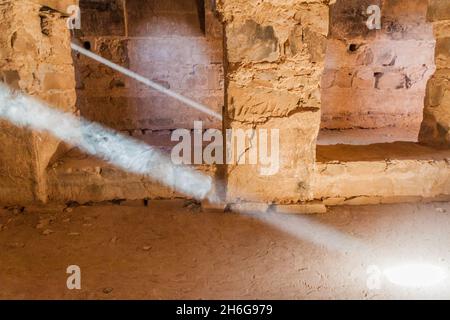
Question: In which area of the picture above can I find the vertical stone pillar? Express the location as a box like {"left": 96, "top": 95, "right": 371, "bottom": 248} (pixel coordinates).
{"left": 0, "top": 0, "right": 76, "bottom": 204}
{"left": 419, "top": 0, "right": 450, "bottom": 147}
{"left": 217, "top": 0, "right": 330, "bottom": 203}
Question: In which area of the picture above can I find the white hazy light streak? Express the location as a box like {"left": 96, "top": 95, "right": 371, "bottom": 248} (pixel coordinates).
{"left": 0, "top": 85, "right": 213, "bottom": 201}
{"left": 0, "top": 84, "right": 363, "bottom": 253}
{"left": 247, "top": 211, "right": 367, "bottom": 252}
{"left": 71, "top": 43, "right": 223, "bottom": 121}
{"left": 69, "top": 43, "right": 365, "bottom": 252}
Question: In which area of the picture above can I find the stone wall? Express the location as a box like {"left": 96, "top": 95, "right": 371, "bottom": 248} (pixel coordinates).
{"left": 0, "top": 0, "right": 76, "bottom": 205}
{"left": 322, "top": 0, "right": 435, "bottom": 130}
{"left": 33, "top": 0, "right": 78, "bottom": 12}
{"left": 218, "top": 0, "right": 330, "bottom": 203}
{"left": 74, "top": 0, "right": 224, "bottom": 144}
{"left": 419, "top": 0, "right": 450, "bottom": 148}
{"left": 0, "top": 0, "right": 449, "bottom": 207}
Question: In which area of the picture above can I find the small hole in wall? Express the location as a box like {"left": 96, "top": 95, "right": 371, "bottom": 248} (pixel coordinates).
{"left": 374, "top": 72, "right": 384, "bottom": 78}
{"left": 374, "top": 72, "right": 384, "bottom": 89}
{"left": 83, "top": 41, "right": 91, "bottom": 51}
{"left": 348, "top": 44, "right": 358, "bottom": 52}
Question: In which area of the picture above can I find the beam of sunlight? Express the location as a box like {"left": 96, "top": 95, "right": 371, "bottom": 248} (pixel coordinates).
{"left": 0, "top": 84, "right": 363, "bottom": 253}
{"left": 244, "top": 211, "right": 366, "bottom": 253}
{"left": 71, "top": 43, "right": 223, "bottom": 121}
{"left": 0, "top": 84, "right": 214, "bottom": 201}
{"left": 70, "top": 41, "right": 364, "bottom": 253}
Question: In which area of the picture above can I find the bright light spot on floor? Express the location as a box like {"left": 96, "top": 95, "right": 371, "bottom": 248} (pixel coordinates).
{"left": 384, "top": 264, "right": 447, "bottom": 288}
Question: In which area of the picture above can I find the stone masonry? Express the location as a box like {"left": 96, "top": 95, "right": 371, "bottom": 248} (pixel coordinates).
{"left": 0, "top": 0, "right": 450, "bottom": 207}
{"left": 323, "top": 0, "right": 435, "bottom": 131}
{"left": 0, "top": 0, "right": 76, "bottom": 205}
{"left": 217, "top": 0, "right": 330, "bottom": 203}
{"left": 73, "top": 0, "right": 224, "bottom": 143}
{"left": 419, "top": 0, "right": 450, "bottom": 147}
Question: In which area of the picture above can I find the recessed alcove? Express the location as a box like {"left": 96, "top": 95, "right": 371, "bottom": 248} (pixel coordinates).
{"left": 318, "top": 0, "right": 435, "bottom": 147}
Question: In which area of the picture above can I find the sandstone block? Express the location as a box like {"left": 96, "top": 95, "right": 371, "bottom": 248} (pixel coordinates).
{"left": 43, "top": 72, "right": 75, "bottom": 91}
{"left": 427, "top": 0, "right": 450, "bottom": 22}
{"left": 226, "top": 19, "right": 279, "bottom": 63}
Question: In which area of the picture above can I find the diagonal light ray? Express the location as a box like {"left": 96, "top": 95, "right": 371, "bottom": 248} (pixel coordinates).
{"left": 0, "top": 84, "right": 214, "bottom": 201}
{"left": 0, "top": 84, "right": 365, "bottom": 253}
{"left": 71, "top": 43, "right": 223, "bottom": 121}
{"left": 247, "top": 211, "right": 367, "bottom": 253}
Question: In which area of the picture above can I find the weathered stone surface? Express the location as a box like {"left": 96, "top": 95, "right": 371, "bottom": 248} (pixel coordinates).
{"left": 78, "top": 0, "right": 125, "bottom": 37}
{"left": 227, "top": 19, "right": 279, "bottom": 63}
{"left": 315, "top": 156, "right": 450, "bottom": 200}
{"left": 229, "top": 202, "right": 269, "bottom": 214}
{"left": 0, "top": 1, "right": 76, "bottom": 205}
{"left": 435, "top": 36, "right": 450, "bottom": 69}
{"left": 127, "top": 0, "right": 204, "bottom": 37}
{"left": 74, "top": 0, "right": 224, "bottom": 132}
{"left": 32, "top": 0, "right": 78, "bottom": 13}
{"left": 226, "top": 111, "right": 321, "bottom": 203}
{"left": 201, "top": 200, "right": 227, "bottom": 213}
{"left": 322, "top": 0, "right": 435, "bottom": 130}
{"left": 419, "top": 3, "right": 450, "bottom": 147}
{"left": 2, "top": 0, "right": 450, "bottom": 208}
{"left": 46, "top": 150, "right": 217, "bottom": 204}
{"left": 427, "top": 0, "right": 450, "bottom": 22}
{"left": 227, "top": 82, "right": 305, "bottom": 123}
{"left": 329, "top": 0, "right": 381, "bottom": 40}
{"left": 219, "top": 0, "right": 329, "bottom": 203}
{"left": 314, "top": 142, "right": 450, "bottom": 200}
{"left": 274, "top": 203, "right": 327, "bottom": 214}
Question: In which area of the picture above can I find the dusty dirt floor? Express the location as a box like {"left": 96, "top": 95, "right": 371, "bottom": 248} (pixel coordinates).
{"left": 1, "top": 200, "right": 450, "bottom": 300}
